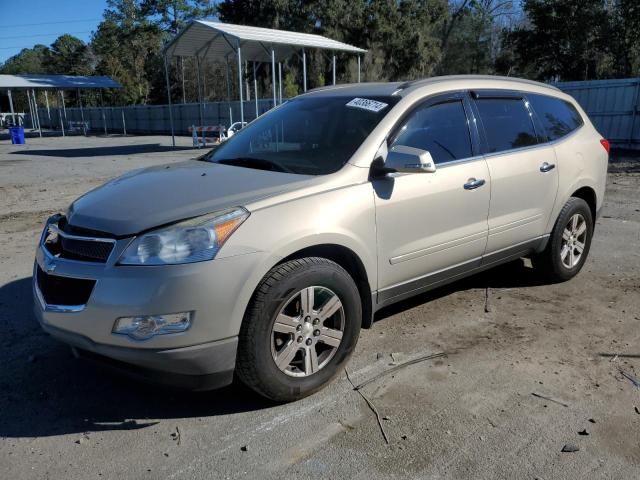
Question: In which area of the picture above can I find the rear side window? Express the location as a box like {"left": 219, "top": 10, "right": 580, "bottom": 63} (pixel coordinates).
{"left": 528, "top": 94, "right": 583, "bottom": 141}
{"left": 391, "top": 100, "right": 472, "bottom": 164}
{"left": 475, "top": 98, "right": 538, "bottom": 153}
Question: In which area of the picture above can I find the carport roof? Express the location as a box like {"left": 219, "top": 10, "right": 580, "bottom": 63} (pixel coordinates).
{"left": 164, "top": 20, "right": 367, "bottom": 63}
{"left": 0, "top": 74, "right": 121, "bottom": 90}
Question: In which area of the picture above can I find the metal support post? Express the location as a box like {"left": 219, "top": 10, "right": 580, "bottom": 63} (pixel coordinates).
{"left": 237, "top": 43, "right": 244, "bottom": 125}
{"left": 271, "top": 50, "right": 277, "bottom": 109}
{"left": 302, "top": 48, "right": 307, "bottom": 92}
{"left": 77, "top": 88, "right": 85, "bottom": 126}
{"left": 26, "top": 90, "right": 35, "bottom": 129}
{"left": 44, "top": 90, "right": 51, "bottom": 125}
{"left": 163, "top": 54, "right": 176, "bottom": 148}
{"left": 253, "top": 61, "right": 258, "bottom": 118}
{"left": 32, "top": 89, "right": 42, "bottom": 137}
{"left": 357, "top": 56, "right": 361, "bottom": 83}
{"left": 7, "top": 89, "right": 15, "bottom": 125}
{"left": 196, "top": 55, "right": 204, "bottom": 126}
{"left": 58, "top": 107, "right": 65, "bottom": 136}
{"left": 225, "top": 58, "right": 232, "bottom": 125}
{"left": 332, "top": 54, "right": 336, "bottom": 85}
{"left": 245, "top": 60, "right": 250, "bottom": 101}
{"left": 278, "top": 62, "right": 283, "bottom": 104}
{"left": 60, "top": 90, "right": 67, "bottom": 119}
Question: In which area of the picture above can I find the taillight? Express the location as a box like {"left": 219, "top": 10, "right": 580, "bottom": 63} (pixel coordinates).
{"left": 600, "top": 139, "right": 610, "bottom": 153}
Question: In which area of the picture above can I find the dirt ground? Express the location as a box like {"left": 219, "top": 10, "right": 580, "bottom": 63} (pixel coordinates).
{"left": 1, "top": 135, "right": 639, "bottom": 480}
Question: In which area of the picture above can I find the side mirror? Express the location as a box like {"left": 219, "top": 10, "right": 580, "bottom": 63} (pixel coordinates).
{"left": 384, "top": 145, "right": 436, "bottom": 174}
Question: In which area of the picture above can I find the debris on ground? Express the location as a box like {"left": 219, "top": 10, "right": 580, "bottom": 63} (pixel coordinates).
{"left": 75, "top": 434, "right": 89, "bottom": 445}
{"left": 635, "top": 407, "right": 640, "bottom": 415}
{"left": 619, "top": 370, "right": 640, "bottom": 388}
{"left": 484, "top": 287, "right": 492, "bottom": 313}
{"left": 354, "top": 352, "right": 447, "bottom": 391}
{"left": 578, "top": 429, "right": 589, "bottom": 436}
{"left": 531, "top": 392, "right": 569, "bottom": 407}
{"left": 588, "top": 418, "right": 596, "bottom": 423}
{"left": 170, "top": 426, "right": 181, "bottom": 446}
{"left": 345, "top": 368, "right": 389, "bottom": 444}
{"left": 561, "top": 444, "right": 580, "bottom": 453}
{"left": 240, "top": 445, "right": 249, "bottom": 452}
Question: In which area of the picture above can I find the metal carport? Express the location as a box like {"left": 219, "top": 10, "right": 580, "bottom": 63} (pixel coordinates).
{"left": 163, "top": 20, "right": 367, "bottom": 147}
{"left": 0, "top": 74, "right": 121, "bottom": 136}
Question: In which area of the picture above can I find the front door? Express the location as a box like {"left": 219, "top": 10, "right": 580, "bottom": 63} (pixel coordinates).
{"left": 373, "top": 93, "right": 491, "bottom": 303}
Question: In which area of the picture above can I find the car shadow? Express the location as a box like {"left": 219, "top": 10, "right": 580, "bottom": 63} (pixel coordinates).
{"left": 0, "top": 259, "right": 546, "bottom": 439}
{"left": 375, "top": 258, "right": 547, "bottom": 321}
{"left": 0, "top": 276, "right": 276, "bottom": 439}
{"left": 8, "top": 143, "right": 198, "bottom": 157}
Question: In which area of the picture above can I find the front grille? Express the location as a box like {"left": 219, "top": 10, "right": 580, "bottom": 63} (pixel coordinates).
{"left": 36, "top": 266, "right": 96, "bottom": 306}
{"left": 42, "top": 217, "right": 115, "bottom": 263}
{"left": 59, "top": 236, "right": 114, "bottom": 262}
{"left": 59, "top": 217, "right": 116, "bottom": 239}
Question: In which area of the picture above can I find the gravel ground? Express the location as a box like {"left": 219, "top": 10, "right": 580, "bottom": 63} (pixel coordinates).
{"left": 1, "top": 135, "right": 639, "bottom": 479}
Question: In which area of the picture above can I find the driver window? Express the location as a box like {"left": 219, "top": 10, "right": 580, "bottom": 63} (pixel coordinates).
{"left": 391, "top": 100, "right": 473, "bottom": 164}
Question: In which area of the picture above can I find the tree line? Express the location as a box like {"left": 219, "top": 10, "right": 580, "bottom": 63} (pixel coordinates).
{"left": 1, "top": 0, "right": 639, "bottom": 108}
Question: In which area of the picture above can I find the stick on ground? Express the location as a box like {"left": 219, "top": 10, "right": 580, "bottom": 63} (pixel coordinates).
{"left": 354, "top": 352, "right": 447, "bottom": 391}
{"left": 531, "top": 392, "right": 569, "bottom": 407}
{"left": 345, "top": 368, "right": 389, "bottom": 444}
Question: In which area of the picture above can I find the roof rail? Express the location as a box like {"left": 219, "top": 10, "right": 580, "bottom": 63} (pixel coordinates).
{"left": 399, "top": 75, "right": 560, "bottom": 92}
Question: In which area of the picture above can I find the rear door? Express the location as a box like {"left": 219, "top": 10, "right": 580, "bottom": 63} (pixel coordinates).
{"left": 471, "top": 92, "right": 559, "bottom": 257}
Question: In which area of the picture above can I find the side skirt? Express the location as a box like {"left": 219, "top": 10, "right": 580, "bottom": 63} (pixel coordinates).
{"left": 374, "top": 236, "right": 547, "bottom": 311}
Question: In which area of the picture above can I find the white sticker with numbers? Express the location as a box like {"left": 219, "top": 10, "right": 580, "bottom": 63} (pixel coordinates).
{"left": 346, "top": 97, "right": 389, "bottom": 113}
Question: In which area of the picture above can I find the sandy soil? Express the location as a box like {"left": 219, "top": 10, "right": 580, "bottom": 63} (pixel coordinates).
{"left": 1, "top": 135, "right": 639, "bottom": 479}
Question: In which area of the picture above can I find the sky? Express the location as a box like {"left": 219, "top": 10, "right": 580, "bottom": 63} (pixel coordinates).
{"left": 0, "top": 0, "right": 108, "bottom": 64}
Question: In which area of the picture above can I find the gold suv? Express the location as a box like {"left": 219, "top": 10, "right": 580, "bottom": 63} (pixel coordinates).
{"left": 34, "top": 75, "right": 608, "bottom": 401}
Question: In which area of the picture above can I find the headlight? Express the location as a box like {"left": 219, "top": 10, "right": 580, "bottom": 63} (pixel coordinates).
{"left": 119, "top": 207, "right": 249, "bottom": 265}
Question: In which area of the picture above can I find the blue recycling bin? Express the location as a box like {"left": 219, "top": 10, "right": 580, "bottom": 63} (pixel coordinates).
{"left": 9, "top": 126, "right": 25, "bottom": 145}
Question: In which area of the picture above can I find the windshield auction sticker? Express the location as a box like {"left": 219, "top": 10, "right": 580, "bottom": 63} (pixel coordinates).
{"left": 346, "top": 97, "right": 389, "bottom": 113}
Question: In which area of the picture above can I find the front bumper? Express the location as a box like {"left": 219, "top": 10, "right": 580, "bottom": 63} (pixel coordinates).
{"left": 40, "top": 322, "right": 237, "bottom": 390}
{"left": 33, "top": 217, "right": 266, "bottom": 389}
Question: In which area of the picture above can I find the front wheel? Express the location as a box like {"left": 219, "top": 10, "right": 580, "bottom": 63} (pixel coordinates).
{"left": 236, "top": 257, "right": 361, "bottom": 402}
{"left": 532, "top": 197, "right": 594, "bottom": 282}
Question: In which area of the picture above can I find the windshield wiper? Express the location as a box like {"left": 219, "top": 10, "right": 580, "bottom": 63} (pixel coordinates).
{"left": 216, "top": 157, "right": 292, "bottom": 173}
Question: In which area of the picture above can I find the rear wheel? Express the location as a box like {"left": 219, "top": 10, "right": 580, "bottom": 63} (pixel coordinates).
{"left": 236, "top": 257, "right": 361, "bottom": 401}
{"left": 532, "top": 197, "right": 594, "bottom": 282}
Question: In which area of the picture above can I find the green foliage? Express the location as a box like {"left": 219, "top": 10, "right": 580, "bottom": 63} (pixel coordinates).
{"left": 92, "top": 0, "right": 165, "bottom": 104}
{"left": 500, "top": 0, "right": 639, "bottom": 81}
{"left": 46, "top": 35, "right": 94, "bottom": 75}
{"left": 141, "top": 0, "right": 217, "bottom": 33}
{"left": 1, "top": 45, "right": 52, "bottom": 75}
{"left": 283, "top": 71, "right": 299, "bottom": 98}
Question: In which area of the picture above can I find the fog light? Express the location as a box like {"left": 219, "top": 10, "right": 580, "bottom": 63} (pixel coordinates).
{"left": 113, "top": 312, "right": 192, "bottom": 340}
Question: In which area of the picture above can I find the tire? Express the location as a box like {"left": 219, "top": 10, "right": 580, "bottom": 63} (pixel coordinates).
{"left": 236, "top": 257, "right": 361, "bottom": 402}
{"left": 532, "top": 197, "right": 594, "bottom": 282}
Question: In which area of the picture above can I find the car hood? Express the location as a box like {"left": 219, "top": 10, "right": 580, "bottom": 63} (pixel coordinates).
{"left": 66, "top": 160, "right": 314, "bottom": 236}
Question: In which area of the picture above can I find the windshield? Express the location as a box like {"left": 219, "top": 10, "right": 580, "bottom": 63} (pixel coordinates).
{"left": 204, "top": 95, "right": 399, "bottom": 175}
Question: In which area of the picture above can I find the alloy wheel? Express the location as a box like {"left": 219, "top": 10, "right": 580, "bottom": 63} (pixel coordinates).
{"left": 270, "top": 286, "right": 345, "bottom": 377}
{"left": 560, "top": 213, "right": 587, "bottom": 268}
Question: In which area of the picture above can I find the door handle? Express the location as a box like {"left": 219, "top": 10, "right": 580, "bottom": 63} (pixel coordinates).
{"left": 463, "top": 178, "right": 486, "bottom": 190}
{"left": 540, "top": 162, "right": 556, "bottom": 172}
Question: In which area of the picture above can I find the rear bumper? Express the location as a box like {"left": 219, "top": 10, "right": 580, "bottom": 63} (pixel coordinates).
{"left": 40, "top": 321, "right": 237, "bottom": 390}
